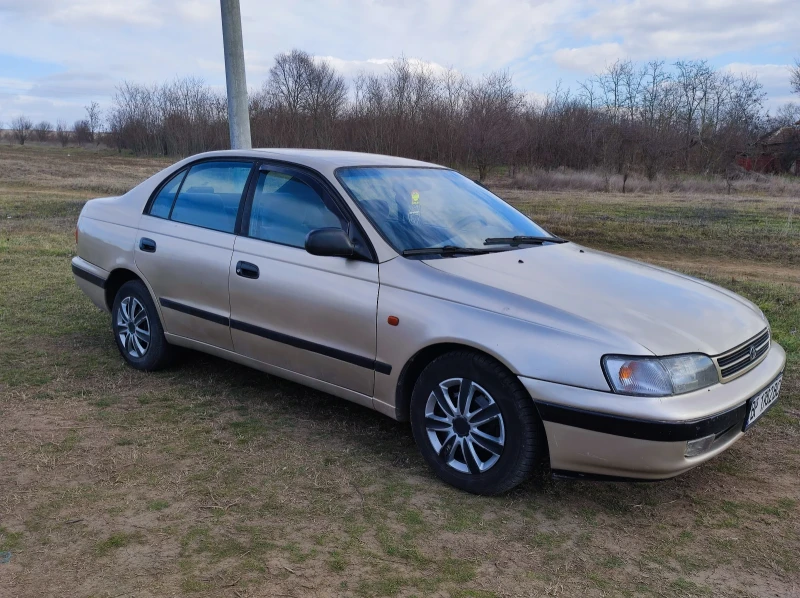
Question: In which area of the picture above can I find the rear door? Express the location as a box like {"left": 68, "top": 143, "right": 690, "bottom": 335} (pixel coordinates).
{"left": 136, "top": 159, "right": 255, "bottom": 351}
{"left": 228, "top": 164, "right": 381, "bottom": 396}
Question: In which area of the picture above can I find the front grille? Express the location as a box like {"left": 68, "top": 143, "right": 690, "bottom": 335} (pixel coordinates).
{"left": 714, "top": 329, "right": 770, "bottom": 382}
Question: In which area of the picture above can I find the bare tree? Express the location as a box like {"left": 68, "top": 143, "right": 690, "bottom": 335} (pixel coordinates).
{"left": 108, "top": 81, "right": 160, "bottom": 154}
{"left": 674, "top": 60, "right": 715, "bottom": 169}
{"left": 791, "top": 58, "right": 800, "bottom": 97}
{"left": 438, "top": 67, "right": 468, "bottom": 165}
{"left": 106, "top": 78, "right": 227, "bottom": 155}
{"left": 102, "top": 51, "right": 782, "bottom": 178}
{"left": 73, "top": 119, "right": 92, "bottom": 146}
{"left": 85, "top": 101, "right": 102, "bottom": 143}
{"left": 638, "top": 61, "right": 671, "bottom": 127}
{"left": 260, "top": 49, "right": 347, "bottom": 148}
{"left": 11, "top": 115, "right": 33, "bottom": 145}
{"left": 620, "top": 60, "right": 646, "bottom": 122}
{"left": 597, "top": 60, "right": 631, "bottom": 115}
{"left": 700, "top": 73, "right": 765, "bottom": 172}
{"left": 636, "top": 61, "right": 677, "bottom": 180}
{"left": 769, "top": 102, "right": 800, "bottom": 127}
{"left": 267, "top": 50, "right": 308, "bottom": 113}
{"left": 577, "top": 77, "right": 599, "bottom": 110}
{"left": 34, "top": 120, "right": 53, "bottom": 142}
{"left": 303, "top": 56, "right": 347, "bottom": 147}
{"left": 264, "top": 49, "right": 313, "bottom": 145}
{"left": 55, "top": 120, "right": 71, "bottom": 147}
{"left": 464, "top": 71, "right": 524, "bottom": 180}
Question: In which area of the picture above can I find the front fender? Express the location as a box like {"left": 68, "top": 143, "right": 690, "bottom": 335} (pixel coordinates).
{"left": 373, "top": 258, "right": 646, "bottom": 419}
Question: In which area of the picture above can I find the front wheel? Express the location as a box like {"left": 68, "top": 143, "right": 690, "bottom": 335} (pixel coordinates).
{"left": 111, "top": 280, "right": 173, "bottom": 371}
{"left": 410, "top": 351, "right": 544, "bottom": 494}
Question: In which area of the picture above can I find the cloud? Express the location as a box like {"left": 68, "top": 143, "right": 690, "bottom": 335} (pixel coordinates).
{"left": 568, "top": 0, "right": 799, "bottom": 60}
{"left": 723, "top": 62, "right": 793, "bottom": 87}
{"left": 0, "top": 0, "right": 164, "bottom": 27}
{"left": 175, "top": 0, "right": 218, "bottom": 23}
{"left": 27, "top": 71, "right": 117, "bottom": 99}
{"left": 522, "top": 90, "right": 549, "bottom": 106}
{"left": 319, "top": 56, "right": 450, "bottom": 79}
{"left": 0, "top": 0, "right": 578, "bottom": 80}
{"left": 50, "top": 0, "right": 163, "bottom": 26}
{"left": 553, "top": 43, "right": 624, "bottom": 73}
{"left": 0, "top": 0, "right": 797, "bottom": 122}
{"left": 0, "top": 76, "right": 32, "bottom": 95}
{"left": 0, "top": 89, "right": 89, "bottom": 124}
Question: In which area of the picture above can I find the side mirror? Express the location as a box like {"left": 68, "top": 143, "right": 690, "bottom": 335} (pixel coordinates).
{"left": 305, "top": 228, "right": 355, "bottom": 258}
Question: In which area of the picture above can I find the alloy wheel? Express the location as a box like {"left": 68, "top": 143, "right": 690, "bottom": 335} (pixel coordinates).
{"left": 116, "top": 296, "right": 151, "bottom": 358}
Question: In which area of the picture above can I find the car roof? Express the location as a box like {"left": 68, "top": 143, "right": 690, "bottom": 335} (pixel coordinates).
{"left": 187, "top": 148, "right": 445, "bottom": 170}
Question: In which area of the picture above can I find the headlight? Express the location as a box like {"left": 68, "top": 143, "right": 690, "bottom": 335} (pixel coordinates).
{"left": 602, "top": 354, "right": 719, "bottom": 397}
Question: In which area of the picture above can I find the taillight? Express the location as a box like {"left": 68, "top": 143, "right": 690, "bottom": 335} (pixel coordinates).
{"left": 75, "top": 227, "right": 79, "bottom": 244}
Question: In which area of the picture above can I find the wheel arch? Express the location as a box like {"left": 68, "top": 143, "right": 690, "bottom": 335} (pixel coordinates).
{"left": 393, "top": 342, "right": 521, "bottom": 422}
{"left": 104, "top": 268, "right": 145, "bottom": 310}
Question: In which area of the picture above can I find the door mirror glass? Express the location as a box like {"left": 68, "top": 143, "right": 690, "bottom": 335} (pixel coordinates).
{"left": 305, "top": 228, "right": 354, "bottom": 258}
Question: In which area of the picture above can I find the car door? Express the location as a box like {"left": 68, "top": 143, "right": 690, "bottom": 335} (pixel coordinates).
{"left": 136, "top": 159, "right": 255, "bottom": 351}
{"left": 228, "top": 164, "right": 380, "bottom": 396}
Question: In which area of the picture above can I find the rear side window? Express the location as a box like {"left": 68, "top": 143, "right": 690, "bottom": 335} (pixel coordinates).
{"left": 149, "top": 169, "right": 187, "bottom": 219}
{"left": 248, "top": 171, "right": 344, "bottom": 248}
{"left": 169, "top": 161, "right": 252, "bottom": 233}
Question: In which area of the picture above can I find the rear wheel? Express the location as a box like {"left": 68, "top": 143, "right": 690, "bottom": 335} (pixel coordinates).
{"left": 111, "top": 280, "right": 173, "bottom": 371}
{"left": 410, "top": 351, "right": 544, "bottom": 494}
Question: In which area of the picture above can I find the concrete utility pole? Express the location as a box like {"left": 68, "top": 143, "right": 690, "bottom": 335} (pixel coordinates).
{"left": 220, "top": 0, "right": 252, "bottom": 149}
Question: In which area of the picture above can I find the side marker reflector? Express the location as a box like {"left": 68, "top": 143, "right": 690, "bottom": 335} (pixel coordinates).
{"left": 387, "top": 316, "right": 399, "bottom": 326}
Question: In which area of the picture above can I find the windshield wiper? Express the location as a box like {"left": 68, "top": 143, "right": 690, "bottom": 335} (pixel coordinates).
{"left": 402, "top": 245, "right": 506, "bottom": 257}
{"left": 484, "top": 235, "right": 568, "bottom": 246}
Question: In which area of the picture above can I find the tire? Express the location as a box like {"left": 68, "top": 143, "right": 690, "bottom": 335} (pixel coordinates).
{"left": 111, "top": 280, "right": 173, "bottom": 371}
{"left": 410, "top": 350, "right": 544, "bottom": 495}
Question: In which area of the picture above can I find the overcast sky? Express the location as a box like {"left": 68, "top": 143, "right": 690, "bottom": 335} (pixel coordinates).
{"left": 0, "top": 0, "right": 797, "bottom": 125}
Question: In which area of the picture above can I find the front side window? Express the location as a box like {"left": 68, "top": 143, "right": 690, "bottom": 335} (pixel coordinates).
{"left": 248, "top": 171, "right": 344, "bottom": 248}
{"left": 336, "top": 167, "right": 550, "bottom": 254}
{"left": 169, "top": 161, "right": 252, "bottom": 233}
{"left": 149, "top": 169, "right": 187, "bottom": 219}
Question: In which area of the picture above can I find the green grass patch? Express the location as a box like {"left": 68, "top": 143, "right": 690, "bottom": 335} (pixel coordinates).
{"left": 0, "top": 527, "right": 23, "bottom": 551}
{"left": 95, "top": 532, "right": 140, "bottom": 556}
{"left": 147, "top": 500, "right": 170, "bottom": 512}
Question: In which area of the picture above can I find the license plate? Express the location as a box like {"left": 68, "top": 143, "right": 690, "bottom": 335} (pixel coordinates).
{"left": 743, "top": 374, "right": 782, "bottom": 431}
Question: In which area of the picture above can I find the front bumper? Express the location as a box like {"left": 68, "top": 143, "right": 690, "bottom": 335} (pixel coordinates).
{"left": 521, "top": 342, "right": 786, "bottom": 480}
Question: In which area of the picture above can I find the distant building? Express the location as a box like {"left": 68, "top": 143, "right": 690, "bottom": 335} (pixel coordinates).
{"left": 736, "top": 120, "right": 800, "bottom": 175}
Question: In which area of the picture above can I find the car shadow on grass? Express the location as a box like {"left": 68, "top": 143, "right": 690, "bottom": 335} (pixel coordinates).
{"left": 151, "top": 343, "right": 743, "bottom": 501}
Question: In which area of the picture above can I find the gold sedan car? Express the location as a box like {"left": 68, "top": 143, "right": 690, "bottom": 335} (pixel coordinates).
{"left": 72, "top": 149, "right": 785, "bottom": 494}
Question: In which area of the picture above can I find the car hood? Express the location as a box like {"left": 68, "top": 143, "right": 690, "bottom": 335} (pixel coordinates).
{"left": 423, "top": 243, "right": 766, "bottom": 356}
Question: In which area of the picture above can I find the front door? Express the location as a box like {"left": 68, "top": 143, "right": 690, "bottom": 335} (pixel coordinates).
{"left": 228, "top": 165, "right": 380, "bottom": 396}
{"left": 136, "top": 159, "right": 255, "bottom": 350}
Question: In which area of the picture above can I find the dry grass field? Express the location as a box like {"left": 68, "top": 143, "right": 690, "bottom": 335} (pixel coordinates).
{"left": 1, "top": 144, "right": 799, "bottom": 598}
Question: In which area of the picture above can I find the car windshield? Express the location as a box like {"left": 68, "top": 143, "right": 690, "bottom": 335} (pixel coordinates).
{"left": 336, "top": 167, "right": 552, "bottom": 255}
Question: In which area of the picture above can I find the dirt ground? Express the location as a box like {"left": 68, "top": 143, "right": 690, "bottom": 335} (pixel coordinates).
{"left": 1, "top": 145, "right": 798, "bottom": 597}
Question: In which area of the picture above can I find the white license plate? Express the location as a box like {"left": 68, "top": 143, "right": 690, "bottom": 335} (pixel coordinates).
{"left": 743, "top": 375, "right": 782, "bottom": 431}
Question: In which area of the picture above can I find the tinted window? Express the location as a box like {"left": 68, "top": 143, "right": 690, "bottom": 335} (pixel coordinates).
{"left": 149, "top": 169, "right": 186, "bottom": 219}
{"left": 248, "top": 171, "right": 344, "bottom": 248}
{"left": 170, "top": 161, "right": 252, "bottom": 233}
